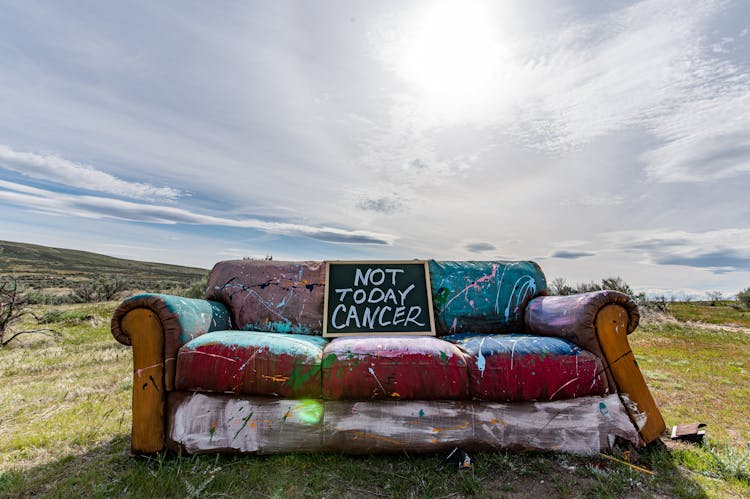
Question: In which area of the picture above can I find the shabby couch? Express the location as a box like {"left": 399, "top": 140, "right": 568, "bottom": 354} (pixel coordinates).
{"left": 111, "top": 260, "right": 665, "bottom": 455}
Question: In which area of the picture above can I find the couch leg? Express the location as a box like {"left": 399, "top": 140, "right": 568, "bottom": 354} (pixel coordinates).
{"left": 121, "top": 308, "right": 166, "bottom": 453}
{"left": 596, "top": 304, "right": 666, "bottom": 443}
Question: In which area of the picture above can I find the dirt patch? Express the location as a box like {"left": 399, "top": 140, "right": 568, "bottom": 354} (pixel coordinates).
{"left": 684, "top": 321, "right": 750, "bottom": 335}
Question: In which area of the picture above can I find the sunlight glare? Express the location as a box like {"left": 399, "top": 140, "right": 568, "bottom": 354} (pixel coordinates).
{"left": 396, "top": 2, "right": 506, "bottom": 108}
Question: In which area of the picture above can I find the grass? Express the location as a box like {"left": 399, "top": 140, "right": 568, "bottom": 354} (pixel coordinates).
{"left": 668, "top": 301, "right": 750, "bottom": 327}
{"left": 1, "top": 303, "right": 749, "bottom": 497}
{"left": 0, "top": 239, "right": 207, "bottom": 294}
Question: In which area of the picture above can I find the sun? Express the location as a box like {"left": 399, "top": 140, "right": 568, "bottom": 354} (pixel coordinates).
{"left": 393, "top": 2, "right": 507, "bottom": 111}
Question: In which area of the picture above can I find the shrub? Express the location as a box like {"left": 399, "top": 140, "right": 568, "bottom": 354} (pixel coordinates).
{"left": 550, "top": 276, "right": 635, "bottom": 296}
{"left": 73, "top": 277, "right": 127, "bottom": 302}
{"left": 739, "top": 288, "right": 750, "bottom": 308}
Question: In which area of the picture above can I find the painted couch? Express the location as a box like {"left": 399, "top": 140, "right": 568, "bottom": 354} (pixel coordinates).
{"left": 111, "top": 260, "right": 665, "bottom": 456}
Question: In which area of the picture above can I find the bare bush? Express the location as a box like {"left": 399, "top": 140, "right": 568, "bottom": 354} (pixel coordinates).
{"left": 0, "top": 281, "right": 60, "bottom": 347}
{"left": 707, "top": 290, "right": 724, "bottom": 306}
{"left": 549, "top": 277, "right": 575, "bottom": 295}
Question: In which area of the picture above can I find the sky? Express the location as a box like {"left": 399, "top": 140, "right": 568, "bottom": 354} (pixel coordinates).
{"left": 1, "top": 0, "right": 749, "bottom": 298}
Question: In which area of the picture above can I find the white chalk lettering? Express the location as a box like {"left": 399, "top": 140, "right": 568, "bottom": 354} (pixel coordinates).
{"left": 397, "top": 283, "right": 415, "bottom": 305}
{"left": 385, "top": 268, "right": 404, "bottom": 285}
{"left": 383, "top": 288, "right": 398, "bottom": 305}
{"left": 353, "top": 289, "right": 367, "bottom": 304}
{"left": 335, "top": 288, "right": 353, "bottom": 301}
{"left": 353, "top": 268, "right": 370, "bottom": 286}
{"left": 368, "top": 287, "right": 385, "bottom": 304}
{"left": 361, "top": 306, "right": 380, "bottom": 328}
{"left": 346, "top": 306, "right": 361, "bottom": 328}
{"left": 378, "top": 306, "right": 392, "bottom": 326}
{"left": 404, "top": 306, "right": 426, "bottom": 326}
{"left": 331, "top": 304, "right": 347, "bottom": 329}
{"left": 392, "top": 306, "right": 406, "bottom": 325}
{"left": 369, "top": 268, "right": 385, "bottom": 285}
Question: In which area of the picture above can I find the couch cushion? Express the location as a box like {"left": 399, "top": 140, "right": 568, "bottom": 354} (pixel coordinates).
{"left": 176, "top": 331, "right": 328, "bottom": 398}
{"left": 322, "top": 336, "right": 469, "bottom": 400}
{"left": 429, "top": 261, "right": 547, "bottom": 335}
{"left": 444, "top": 334, "right": 607, "bottom": 401}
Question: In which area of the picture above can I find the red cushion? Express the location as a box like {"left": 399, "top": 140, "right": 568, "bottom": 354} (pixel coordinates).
{"left": 322, "top": 336, "right": 469, "bottom": 400}
{"left": 444, "top": 334, "right": 607, "bottom": 401}
{"left": 175, "top": 331, "right": 327, "bottom": 398}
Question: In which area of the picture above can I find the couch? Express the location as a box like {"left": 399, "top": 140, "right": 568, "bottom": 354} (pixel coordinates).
{"left": 111, "top": 260, "right": 665, "bottom": 455}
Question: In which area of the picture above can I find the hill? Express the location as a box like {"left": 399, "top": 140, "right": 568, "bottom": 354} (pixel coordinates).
{"left": 0, "top": 240, "right": 207, "bottom": 290}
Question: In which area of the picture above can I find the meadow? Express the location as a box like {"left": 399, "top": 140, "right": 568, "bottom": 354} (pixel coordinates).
{"left": 0, "top": 302, "right": 748, "bottom": 497}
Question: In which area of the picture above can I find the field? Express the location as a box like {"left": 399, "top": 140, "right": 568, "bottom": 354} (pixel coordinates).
{"left": 0, "top": 240, "right": 207, "bottom": 295}
{"left": 1, "top": 302, "right": 749, "bottom": 497}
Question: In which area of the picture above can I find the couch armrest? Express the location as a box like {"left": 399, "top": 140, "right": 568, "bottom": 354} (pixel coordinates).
{"left": 524, "top": 291, "right": 639, "bottom": 353}
{"left": 524, "top": 291, "right": 664, "bottom": 443}
{"left": 111, "top": 294, "right": 232, "bottom": 453}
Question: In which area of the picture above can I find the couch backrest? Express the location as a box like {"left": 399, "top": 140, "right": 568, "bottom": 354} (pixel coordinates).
{"left": 205, "top": 260, "right": 547, "bottom": 336}
{"left": 429, "top": 260, "right": 547, "bottom": 334}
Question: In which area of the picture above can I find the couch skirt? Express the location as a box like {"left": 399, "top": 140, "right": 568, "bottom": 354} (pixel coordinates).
{"left": 166, "top": 392, "right": 641, "bottom": 455}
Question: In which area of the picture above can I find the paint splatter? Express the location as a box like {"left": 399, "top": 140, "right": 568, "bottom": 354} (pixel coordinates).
{"left": 209, "top": 420, "right": 217, "bottom": 442}
{"left": 476, "top": 337, "right": 487, "bottom": 377}
{"left": 232, "top": 411, "right": 254, "bottom": 440}
{"left": 599, "top": 402, "right": 611, "bottom": 419}
{"left": 368, "top": 367, "right": 387, "bottom": 394}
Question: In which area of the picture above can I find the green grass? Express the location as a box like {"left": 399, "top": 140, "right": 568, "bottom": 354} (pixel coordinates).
{"left": 668, "top": 301, "right": 750, "bottom": 327}
{"left": 1, "top": 303, "right": 749, "bottom": 497}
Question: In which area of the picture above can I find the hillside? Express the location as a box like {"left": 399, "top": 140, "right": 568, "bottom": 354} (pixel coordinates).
{"left": 0, "top": 240, "right": 207, "bottom": 289}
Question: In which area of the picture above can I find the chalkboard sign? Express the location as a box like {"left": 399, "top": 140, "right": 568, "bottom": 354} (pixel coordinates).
{"left": 323, "top": 261, "right": 436, "bottom": 337}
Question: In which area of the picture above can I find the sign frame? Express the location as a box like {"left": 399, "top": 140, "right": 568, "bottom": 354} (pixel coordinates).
{"left": 322, "top": 260, "right": 436, "bottom": 338}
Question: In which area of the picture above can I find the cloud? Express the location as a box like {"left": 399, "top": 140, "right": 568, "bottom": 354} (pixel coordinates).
{"left": 611, "top": 228, "right": 750, "bottom": 273}
{"left": 560, "top": 195, "right": 625, "bottom": 207}
{"left": 549, "top": 250, "right": 595, "bottom": 259}
{"left": 373, "top": 0, "right": 750, "bottom": 185}
{"left": 0, "top": 144, "right": 182, "bottom": 201}
{"left": 356, "top": 196, "right": 404, "bottom": 214}
{"left": 0, "top": 180, "right": 394, "bottom": 245}
{"left": 654, "top": 250, "right": 750, "bottom": 272}
{"left": 465, "top": 242, "right": 496, "bottom": 253}
{"left": 518, "top": 0, "right": 750, "bottom": 183}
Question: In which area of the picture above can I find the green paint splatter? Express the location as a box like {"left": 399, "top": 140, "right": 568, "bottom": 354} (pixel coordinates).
{"left": 287, "top": 364, "right": 320, "bottom": 391}
{"left": 232, "top": 411, "right": 254, "bottom": 440}
{"left": 440, "top": 351, "right": 448, "bottom": 365}
{"left": 433, "top": 287, "right": 450, "bottom": 311}
{"left": 321, "top": 353, "right": 337, "bottom": 369}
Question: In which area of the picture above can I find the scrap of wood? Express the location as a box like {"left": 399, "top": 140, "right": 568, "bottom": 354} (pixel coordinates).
{"left": 671, "top": 422, "right": 706, "bottom": 442}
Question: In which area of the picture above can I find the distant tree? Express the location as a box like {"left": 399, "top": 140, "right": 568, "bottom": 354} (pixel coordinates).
{"left": 600, "top": 276, "right": 634, "bottom": 295}
{"left": 242, "top": 254, "right": 274, "bottom": 261}
{"left": 549, "top": 277, "right": 576, "bottom": 295}
{"left": 0, "top": 280, "right": 60, "bottom": 347}
{"left": 706, "top": 290, "right": 724, "bottom": 306}
{"left": 738, "top": 288, "right": 750, "bottom": 308}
